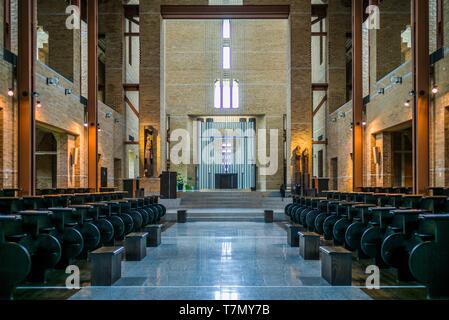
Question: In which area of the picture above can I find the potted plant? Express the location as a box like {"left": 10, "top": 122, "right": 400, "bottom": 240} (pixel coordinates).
{"left": 177, "top": 174, "right": 185, "bottom": 191}
{"left": 185, "top": 177, "right": 194, "bottom": 191}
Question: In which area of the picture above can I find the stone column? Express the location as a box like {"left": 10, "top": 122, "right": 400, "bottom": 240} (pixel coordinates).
{"left": 37, "top": 0, "right": 81, "bottom": 93}
{"left": 370, "top": 0, "right": 411, "bottom": 86}
{"left": 101, "top": 0, "right": 125, "bottom": 113}
{"left": 140, "top": 0, "right": 162, "bottom": 192}
{"left": 290, "top": 1, "right": 312, "bottom": 188}
{"left": 327, "top": 1, "right": 351, "bottom": 114}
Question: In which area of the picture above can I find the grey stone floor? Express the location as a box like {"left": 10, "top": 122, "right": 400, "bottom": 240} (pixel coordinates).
{"left": 70, "top": 221, "right": 371, "bottom": 300}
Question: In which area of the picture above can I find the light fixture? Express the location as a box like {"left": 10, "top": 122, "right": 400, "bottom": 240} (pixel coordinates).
{"left": 362, "top": 121, "right": 367, "bottom": 126}
{"left": 338, "top": 111, "right": 346, "bottom": 118}
{"left": 409, "top": 90, "right": 416, "bottom": 96}
{"left": 391, "top": 76, "right": 403, "bottom": 84}
{"left": 432, "top": 86, "right": 439, "bottom": 94}
{"left": 36, "top": 100, "right": 42, "bottom": 108}
{"left": 105, "top": 112, "right": 112, "bottom": 119}
{"left": 404, "top": 100, "right": 410, "bottom": 107}
{"left": 7, "top": 88, "right": 14, "bottom": 97}
{"left": 97, "top": 124, "right": 101, "bottom": 132}
{"left": 46, "top": 77, "right": 59, "bottom": 86}
{"left": 83, "top": 122, "right": 88, "bottom": 128}
{"left": 65, "top": 88, "right": 72, "bottom": 95}
{"left": 377, "top": 88, "right": 385, "bottom": 95}
{"left": 331, "top": 117, "right": 337, "bottom": 123}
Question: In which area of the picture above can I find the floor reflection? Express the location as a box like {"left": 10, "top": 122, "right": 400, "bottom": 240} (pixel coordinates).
{"left": 71, "top": 221, "right": 371, "bottom": 300}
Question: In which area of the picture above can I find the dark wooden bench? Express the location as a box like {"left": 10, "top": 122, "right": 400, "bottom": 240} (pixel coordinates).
{"left": 125, "top": 232, "right": 148, "bottom": 261}
{"left": 143, "top": 224, "right": 163, "bottom": 247}
{"left": 299, "top": 231, "right": 320, "bottom": 260}
{"left": 264, "top": 210, "right": 274, "bottom": 223}
{"left": 177, "top": 210, "right": 187, "bottom": 223}
{"left": 320, "top": 246, "right": 352, "bottom": 286}
{"left": 286, "top": 224, "right": 301, "bottom": 247}
{"left": 89, "top": 246, "right": 124, "bottom": 286}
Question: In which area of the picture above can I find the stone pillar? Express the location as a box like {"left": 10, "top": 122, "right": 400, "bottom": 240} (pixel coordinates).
{"left": 37, "top": 0, "right": 81, "bottom": 92}
{"left": 290, "top": 1, "right": 312, "bottom": 187}
{"left": 370, "top": 0, "right": 411, "bottom": 85}
{"left": 327, "top": 1, "right": 351, "bottom": 114}
{"left": 100, "top": 1, "right": 125, "bottom": 114}
{"left": 140, "top": 0, "right": 161, "bottom": 192}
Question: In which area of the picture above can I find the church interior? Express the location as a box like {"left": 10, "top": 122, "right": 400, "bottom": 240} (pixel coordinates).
{"left": 1, "top": 0, "right": 449, "bottom": 304}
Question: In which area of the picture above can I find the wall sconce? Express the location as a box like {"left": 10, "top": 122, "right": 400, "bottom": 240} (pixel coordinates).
{"left": 7, "top": 88, "right": 14, "bottom": 97}
{"left": 409, "top": 90, "right": 416, "bottom": 97}
{"left": 331, "top": 117, "right": 337, "bottom": 123}
{"left": 350, "top": 122, "right": 354, "bottom": 130}
{"left": 377, "top": 88, "right": 385, "bottom": 95}
{"left": 32, "top": 92, "right": 40, "bottom": 98}
{"left": 105, "top": 112, "right": 113, "bottom": 119}
{"left": 362, "top": 121, "right": 367, "bottom": 126}
{"left": 46, "top": 77, "right": 59, "bottom": 86}
{"left": 36, "top": 100, "right": 42, "bottom": 108}
{"left": 97, "top": 123, "right": 101, "bottom": 132}
{"left": 404, "top": 100, "right": 411, "bottom": 107}
{"left": 65, "top": 88, "right": 72, "bottom": 95}
{"left": 432, "top": 86, "right": 439, "bottom": 94}
{"left": 391, "top": 76, "right": 403, "bottom": 84}
{"left": 338, "top": 112, "right": 346, "bottom": 118}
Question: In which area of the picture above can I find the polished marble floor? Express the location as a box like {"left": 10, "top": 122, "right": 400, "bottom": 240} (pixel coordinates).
{"left": 71, "top": 222, "right": 371, "bottom": 300}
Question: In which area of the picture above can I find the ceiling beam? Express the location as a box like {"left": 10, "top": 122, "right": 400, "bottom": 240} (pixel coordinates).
{"left": 161, "top": 5, "right": 290, "bottom": 19}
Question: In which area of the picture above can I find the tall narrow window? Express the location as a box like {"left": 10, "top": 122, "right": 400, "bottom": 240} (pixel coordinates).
{"left": 4, "top": 0, "right": 11, "bottom": 50}
{"left": 223, "top": 46, "right": 231, "bottom": 69}
{"left": 223, "top": 19, "right": 231, "bottom": 39}
{"left": 222, "top": 79, "right": 231, "bottom": 108}
{"left": 232, "top": 80, "right": 239, "bottom": 109}
{"left": 214, "top": 80, "right": 221, "bottom": 109}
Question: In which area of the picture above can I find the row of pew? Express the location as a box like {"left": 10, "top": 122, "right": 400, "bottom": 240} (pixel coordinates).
{"left": 285, "top": 191, "right": 449, "bottom": 299}
{"left": 0, "top": 191, "right": 166, "bottom": 300}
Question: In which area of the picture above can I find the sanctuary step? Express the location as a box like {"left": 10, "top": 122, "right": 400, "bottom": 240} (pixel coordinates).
{"left": 179, "top": 191, "right": 291, "bottom": 209}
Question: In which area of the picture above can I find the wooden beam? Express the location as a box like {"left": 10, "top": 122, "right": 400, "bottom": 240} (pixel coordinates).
{"left": 88, "top": 0, "right": 98, "bottom": 192}
{"left": 313, "top": 95, "right": 327, "bottom": 117}
{"left": 127, "top": 17, "right": 140, "bottom": 26}
{"left": 312, "top": 83, "right": 328, "bottom": 91}
{"left": 124, "top": 83, "right": 139, "bottom": 91}
{"left": 312, "top": 16, "right": 324, "bottom": 25}
{"left": 312, "top": 4, "right": 327, "bottom": 18}
{"left": 125, "top": 32, "right": 139, "bottom": 37}
{"left": 17, "top": 0, "right": 36, "bottom": 196}
{"left": 124, "top": 4, "right": 139, "bottom": 19}
{"left": 412, "top": 0, "right": 430, "bottom": 195}
{"left": 311, "top": 32, "right": 327, "bottom": 37}
{"left": 161, "top": 5, "right": 290, "bottom": 19}
{"left": 124, "top": 141, "right": 139, "bottom": 145}
{"left": 125, "top": 95, "right": 140, "bottom": 118}
{"left": 352, "top": 0, "right": 364, "bottom": 192}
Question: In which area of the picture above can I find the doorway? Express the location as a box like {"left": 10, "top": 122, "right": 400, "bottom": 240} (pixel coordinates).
{"left": 197, "top": 117, "right": 256, "bottom": 190}
{"left": 36, "top": 129, "right": 57, "bottom": 189}
{"left": 331, "top": 157, "right": 338, "bottom": 190}
{"left": 392, "top": 128, "right": 413, "bottom": 188}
